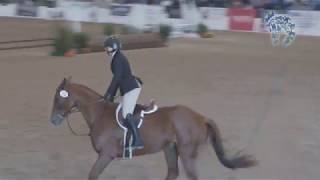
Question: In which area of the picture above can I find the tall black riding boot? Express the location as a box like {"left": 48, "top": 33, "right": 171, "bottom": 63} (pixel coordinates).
{"left": 125, "top": 113, "right": 144, "bottom": 150}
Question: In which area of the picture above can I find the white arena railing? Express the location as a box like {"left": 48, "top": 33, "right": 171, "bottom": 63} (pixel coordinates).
{"left": 1, "top": 2, "right": 320, "bottom": 37}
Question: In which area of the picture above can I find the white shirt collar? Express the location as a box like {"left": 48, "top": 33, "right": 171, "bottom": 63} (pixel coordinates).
{"left": 112, "top": 51, "right": 116, "bottom": 58}
{"left": 110, "top": 51, "right": 117, "bottom": 64}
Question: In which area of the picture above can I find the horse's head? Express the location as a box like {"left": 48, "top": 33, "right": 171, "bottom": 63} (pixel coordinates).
{"left": 50, "top": 77, "right": 77, "bottom": 126}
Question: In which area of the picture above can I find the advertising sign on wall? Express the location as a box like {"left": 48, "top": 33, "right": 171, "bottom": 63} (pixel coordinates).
{"left": 110, "top": 4, "right": 131, "bottom": 16}
{"left": 228, "top": 8, "right": 256, "bottom": 31}
{"left": 16, "top": 0, "right": 37, "bottom": 17}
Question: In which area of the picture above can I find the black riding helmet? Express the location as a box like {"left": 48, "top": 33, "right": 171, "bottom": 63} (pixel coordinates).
{"left": 103, "top": 36, "right": 121, "bottom": 56}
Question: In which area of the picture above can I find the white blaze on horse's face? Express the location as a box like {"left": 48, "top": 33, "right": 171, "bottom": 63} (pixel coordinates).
{"left": 59, "top": 90, "right": 69, "bottom": 98}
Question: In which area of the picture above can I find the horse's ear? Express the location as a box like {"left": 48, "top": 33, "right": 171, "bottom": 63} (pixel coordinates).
{"left": 62, "top": 78, "right": 67, "bottom": 87}
{"left": 67, "top": 76, "right": 72, "bottom": 83}
{"left": 57, "top": 78, "right": 67, "bottom": 90}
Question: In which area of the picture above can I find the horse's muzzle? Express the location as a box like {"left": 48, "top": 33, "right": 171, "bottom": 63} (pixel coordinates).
{"left": 51, "top": 114, "right": 65, "bottom": 126}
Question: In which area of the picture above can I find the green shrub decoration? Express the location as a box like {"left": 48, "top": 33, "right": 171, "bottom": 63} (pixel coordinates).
{"left": 73, "top": 32, "right": 90, "bottom": 50}
{"left": 159, "top": 24, "right": 172, "bottom": 41}
{"left": 52, "top": 26, "right": 73, "bottom": 56}
{"left": 197, "top": 23, "right": 208, "bottom": 35}
{"left": 103, "top": 24, "right": 115, "bottom": 36}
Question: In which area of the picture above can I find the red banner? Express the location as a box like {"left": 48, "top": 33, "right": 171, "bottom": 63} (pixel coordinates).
{"left": 228, "top": 8, "right": 256, "bottom": 31}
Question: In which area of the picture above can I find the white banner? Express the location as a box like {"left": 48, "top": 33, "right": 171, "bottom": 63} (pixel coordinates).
{"left": 199, "top": 7, "right": 228, "bottom": 30}
{"left": 0, "top": 4, "right": 16, "bottom": 17}
{"left": 288, "top": 10, "right": 320, "bottom": 36}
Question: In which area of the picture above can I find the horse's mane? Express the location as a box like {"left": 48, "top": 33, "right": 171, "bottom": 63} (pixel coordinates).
{"left": 70, "top": 83, "right": 103, "bottom": 98}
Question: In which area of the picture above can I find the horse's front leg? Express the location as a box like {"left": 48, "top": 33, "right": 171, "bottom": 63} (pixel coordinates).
{"left": 88, "top": 153, "right": 114, "bottom": 180}
{"left": 271, "top": 32, "right": 281, "bottom": 46}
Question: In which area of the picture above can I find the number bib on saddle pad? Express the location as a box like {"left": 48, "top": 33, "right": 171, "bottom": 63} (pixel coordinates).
{"left": 115, "top": 100, "right": 158, "bottom": 159}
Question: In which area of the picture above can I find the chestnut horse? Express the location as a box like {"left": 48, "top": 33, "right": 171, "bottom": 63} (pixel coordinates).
{"left": 50, "top": 78, "right": 257, "bottom": 180}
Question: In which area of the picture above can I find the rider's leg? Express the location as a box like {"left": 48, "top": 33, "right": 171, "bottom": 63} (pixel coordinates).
{"left": 122, "top": 88, "right": 144, "bottom": 149}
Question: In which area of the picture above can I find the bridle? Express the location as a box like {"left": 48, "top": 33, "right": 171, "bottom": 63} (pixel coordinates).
{"left": 64, "top": 97, "right": 106, "bottom": 137}
{"left": 65, "top": 106, "right": 88, "bottom": 136}
{"left": 63, "top": 96, "right": 120, "bottom": 136}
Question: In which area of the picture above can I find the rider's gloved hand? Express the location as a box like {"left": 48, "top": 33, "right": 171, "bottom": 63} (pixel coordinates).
{"left": 104, "top": 93, "right": 114, "bottom": 103}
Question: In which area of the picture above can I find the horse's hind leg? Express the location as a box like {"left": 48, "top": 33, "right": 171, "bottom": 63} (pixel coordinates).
{"left": 179, "top": 144, "right": 199, "bottom": 180}
{"left": 283, "top": 31, "right": 296, "bottom": 47}
{"left": 164, "top": 142, "right": 179, "bottom": 180}
{"left": 282, "top": 21, "right": 296, "bottom": 47}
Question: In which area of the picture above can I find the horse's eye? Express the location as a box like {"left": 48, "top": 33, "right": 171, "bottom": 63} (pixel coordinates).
{"left": 59, "top": 90, "right": 69, "bottom": 98}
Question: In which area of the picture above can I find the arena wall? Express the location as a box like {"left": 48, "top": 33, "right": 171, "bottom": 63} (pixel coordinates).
{"left": 1, "top": 3, "right": 320, "bottom": 36}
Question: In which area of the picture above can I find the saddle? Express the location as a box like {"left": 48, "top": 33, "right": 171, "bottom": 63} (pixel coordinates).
{"left": 116, "top": 100, "right": 157, "bottom": 129}
{"left": 115, "top": 100, "right": 158, "bottom": 159}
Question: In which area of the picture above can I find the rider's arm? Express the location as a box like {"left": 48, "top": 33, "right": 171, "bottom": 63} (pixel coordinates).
{"left": 105, "top": 59, "right": 122, "bottom": 100}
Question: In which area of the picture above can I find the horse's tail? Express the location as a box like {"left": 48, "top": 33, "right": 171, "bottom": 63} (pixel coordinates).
{"left": 206, "top": 119, "right": 258, "bottom": 169}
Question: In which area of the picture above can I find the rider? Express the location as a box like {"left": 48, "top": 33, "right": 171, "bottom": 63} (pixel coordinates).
{"left": 103, "top": 36, "right": 144, "bottom": 150}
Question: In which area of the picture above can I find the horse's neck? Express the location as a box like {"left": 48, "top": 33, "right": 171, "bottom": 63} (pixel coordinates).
{"left": 71, "top": 84, "right": 107, "bottom": 128}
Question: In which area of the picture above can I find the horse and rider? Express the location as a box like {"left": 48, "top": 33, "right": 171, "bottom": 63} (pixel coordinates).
{"left": 50, "top": 36, "right": 257, "bottom": 180}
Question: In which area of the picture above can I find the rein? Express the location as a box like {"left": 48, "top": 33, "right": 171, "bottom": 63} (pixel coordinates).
{"left": 66, "top": 113, "right": 89, "bottom": 136}
{"left": 65, "top": 98, "right": 106, "bottom": 137}
{"left": 64, "top": 96, "right": 119, "bottom": 137}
